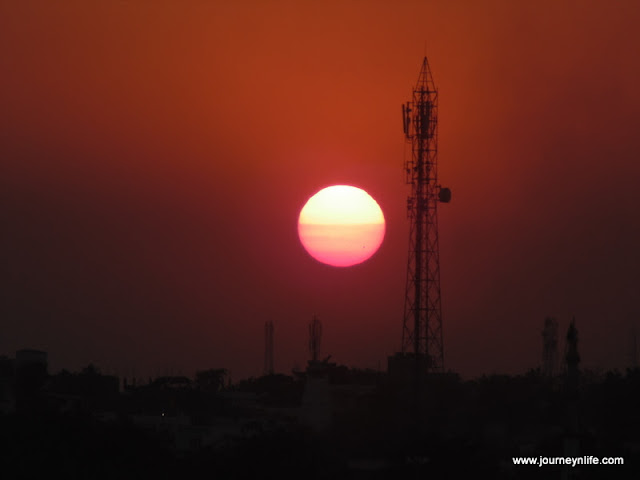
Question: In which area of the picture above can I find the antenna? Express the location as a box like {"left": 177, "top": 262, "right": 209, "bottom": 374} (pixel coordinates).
{"left": 309, "top": 315, "right": 322, "bottom": 362}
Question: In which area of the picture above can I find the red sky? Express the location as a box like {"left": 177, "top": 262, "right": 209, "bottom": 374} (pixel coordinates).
{"left": 2, "top": 0, "right": 640, "bottom": 380}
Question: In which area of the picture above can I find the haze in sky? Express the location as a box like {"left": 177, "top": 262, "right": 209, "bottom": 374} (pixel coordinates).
{"left": 2, "top": 0, "right": 640, "bottom": 380}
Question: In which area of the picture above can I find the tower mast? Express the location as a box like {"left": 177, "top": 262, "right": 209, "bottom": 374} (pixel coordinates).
{"left": 309, "top": 315, "right": 322, "bottom": 363}
{"left": 401, "top": 57, "right": 450, "bottom": 372}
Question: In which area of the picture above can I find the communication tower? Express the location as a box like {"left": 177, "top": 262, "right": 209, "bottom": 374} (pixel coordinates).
{"left": 400, "top": 57, "right": 451, "bottom": 372}
{"left": 264, "top": 321, "right": 274, "bottom": 375}
{"left": 565, "top": 317, "right": 580, "bottom": 391}
{"left": 309, "top": 315, "right": 322, "bottom": 362}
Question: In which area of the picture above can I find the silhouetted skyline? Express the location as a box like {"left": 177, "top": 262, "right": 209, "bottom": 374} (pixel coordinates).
{"left": 2, "top": 1, "right": 640, "bottom": 381}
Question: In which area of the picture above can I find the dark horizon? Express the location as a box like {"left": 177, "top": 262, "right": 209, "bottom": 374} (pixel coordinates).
{"left": 2, "top": 313, "right": 637, "bottom": 384}
{"left": 2, "top": 345, "right": 639, "bottom": 478}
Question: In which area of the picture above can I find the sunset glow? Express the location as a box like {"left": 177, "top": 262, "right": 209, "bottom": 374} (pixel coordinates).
{"left": 2, "top": 0, "right": 638, "bottom": 387}
{"left": 298, "top": 185, "right": 385, "bottom": 267}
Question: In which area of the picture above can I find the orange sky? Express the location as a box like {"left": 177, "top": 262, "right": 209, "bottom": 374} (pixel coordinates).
{"left": 2, "top": 0, "right": 640, "bottom": 379}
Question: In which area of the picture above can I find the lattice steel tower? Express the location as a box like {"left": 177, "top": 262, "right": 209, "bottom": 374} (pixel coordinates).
{"left": 401, "top": 57, "right": 450, "bottom": 372}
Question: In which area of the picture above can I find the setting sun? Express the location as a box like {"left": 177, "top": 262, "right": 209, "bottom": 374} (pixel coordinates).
{"left": 298, "top": 185, "right": 385, "bottom": 267}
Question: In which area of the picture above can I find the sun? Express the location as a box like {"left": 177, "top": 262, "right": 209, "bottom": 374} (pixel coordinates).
{"left": 298, "top": 185, "right": 385, "bottom": 267}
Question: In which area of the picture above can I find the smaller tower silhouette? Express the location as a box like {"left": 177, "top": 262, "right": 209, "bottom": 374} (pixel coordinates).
{"left": 562, "top": 317, "right": 581, "bottom": 479}
{"left": 542, "top": 316, "right": 559, "bottom": 377}
{"left": 264, "top": 321, "right": 274, "bottom": 376}
{"left": 300, "top": 315, "right": 333, "bottom": 432}
{"left": 565, "top": 317, "right": 580, "bottom": 392}
{"left": 309, "top": 315, "right": 322, "bottom": 363}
